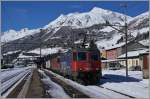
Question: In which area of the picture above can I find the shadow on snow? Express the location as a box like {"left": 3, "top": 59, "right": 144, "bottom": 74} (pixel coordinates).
{"left": 99, "top": 74, "right": 141, "bottom": 85}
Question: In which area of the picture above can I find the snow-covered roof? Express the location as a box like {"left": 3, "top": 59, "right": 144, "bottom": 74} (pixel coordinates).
{"left": 18, "top": 53, "right": 40, "bottom": 59}
{"left": 27, "top": 47, "right": 63, "bottom": 56}
{"left": 139, "top": 39, "right": 149, "bottom": 47}
{"left": 101, "top": 59, "right": 126, "bottom": 62}
{"left": 74, "top": 39, "right": 82, "bottom": 44}
{"left": 105, "top": 42, "right": 126, "bottom": 50}
{"left": 118, "top": 49, "right": 149, "bottom": 58}
{"left": 3, "top": 50, "right": 21, "bottom": 56}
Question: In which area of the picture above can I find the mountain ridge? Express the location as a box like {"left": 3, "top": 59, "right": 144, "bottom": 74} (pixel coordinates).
{"left": 2, "top": 7, "right": 133, "bottom": 42}
{"left": 1, "top": 7, "right": 149, "bottom": 54}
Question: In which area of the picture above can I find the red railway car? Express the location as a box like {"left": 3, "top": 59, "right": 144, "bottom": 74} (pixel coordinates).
{"left": 50, "top": 54, "right": 61, "bottom": 72}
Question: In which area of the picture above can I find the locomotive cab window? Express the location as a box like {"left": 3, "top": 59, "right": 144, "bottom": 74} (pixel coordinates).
{"left": 57, "top": 58, "right": 60, "bottom": 62}
{"left": 73, "top": 52, "right": 77, "bottom": 61}
{"left": 91, "top": 54, "right": 99, "bottom": 61}
{"left": 77, "top": 52, "right": 86, "bottom": 61}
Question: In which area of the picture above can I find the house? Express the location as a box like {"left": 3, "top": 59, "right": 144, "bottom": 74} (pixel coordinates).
{"left": 105, "top": 40, "right": 147, "bottom": 60}
{"left": 105, "top": 42, "right": 125, "bottom": 60}
{"left": 121, "top": 40, "right": 148, "bottom": 54}
{"left": 101, "top": 42, "right": 125, "bottom": 69}
{"left": 100, "top": 49, "right": 107, "bottom": 69}
{"left": 102, "top": 40, "right": 147, "bottom": 69}
{"left": 118, "top": 49, "right": 149, "bottom": 71}
{"left": 100, "top": 49, "right": 106, "bottom": 59}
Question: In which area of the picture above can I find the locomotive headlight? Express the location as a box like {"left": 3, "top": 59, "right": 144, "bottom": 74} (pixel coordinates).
{"left": 86, "top": 67, "right": 90, "bottom": 70}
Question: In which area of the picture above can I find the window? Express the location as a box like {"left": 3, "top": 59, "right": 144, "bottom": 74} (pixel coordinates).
{"left": 77, "top": 52, "right": 86, "bottom": 61}
{"left": 73, "top": 52, "right": 77, "bottom": 61}
{"left": 136, "top": 60, "right": 138, "bottom": 66}
{"left": 57, "top": 58, "right": 60, "bottom": 63}
{"left": 91, "top": 54, "right": 99, "bottom": 61}
{"left": 132, "top": 60, "right": 135, "bottom": 66}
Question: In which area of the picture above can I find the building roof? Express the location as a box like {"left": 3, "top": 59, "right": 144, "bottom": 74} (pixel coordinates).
{"left": 118, "top": 49, "right": 149, "bottom": 59}
{"left": 139, "top": 39, "right": 149, "bottom": 47}
{"left": 18, "top": 53, "right": 40, "bottom": 59}
{"left": 27, "top": 47, "right": 63, "bottom": 56}
{"left": 26, "top": 47, "right": 70, "bottom": 57}
{"left": 105, "top": 42, "right": 126, "bottom": 50}
{"left": 101, "top": 59, "right": 126, "bottom": 63}
{"left": 3, "top": 50, "right": 21, "bottom": 56}
{"left": 105, "top": 40, "right": 147, "bottom": 51}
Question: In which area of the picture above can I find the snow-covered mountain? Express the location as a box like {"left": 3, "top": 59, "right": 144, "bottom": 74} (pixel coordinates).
{"left": 129, "top": 11, "right": 148, "bottom": 29}
{"left": 1, "top": 7, "right": 132, "bottom": 43}
{"left": 128, "top": 11, "right": 149, "bottom": 37}
{"left": 1, "top": 28, "right": 40, "bottom": 42}
{"left": 1, "top": 7, "right": 149, "bottom": 54}
{"left": 44, "top": 7, "right": 132, "bottom": 29}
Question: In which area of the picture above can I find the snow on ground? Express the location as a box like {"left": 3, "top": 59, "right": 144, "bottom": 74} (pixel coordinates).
{"left": 0, "top": 67, "right": 32, "bottom": 82}
{"left": 44, "top": 69, "right": 149, "bottom": 98}
{"left": 96, "top": 33, "right": 122, "bottom": 49}
{"left": 100, "top": 69, "right": 149, "bottom": 98}
{"left": 86, "top": 86, "right": 128, "bottom": 98}
{"left": 44, "top": 69, "right": 131, "bottom": 98}
{"left": 1, "top": 66, "right": 33, "bottom": 95}
{"left": 38, "top": 69, "right": 70, "bottom": 98}
{"left": 100, "top": 26, "right": 114, "bottom": 32}
{"left": 1, "top": 70, "right": 31, "bottom": 94}
{"left": 131, "top": 27, "right": 149, "bottom": 37}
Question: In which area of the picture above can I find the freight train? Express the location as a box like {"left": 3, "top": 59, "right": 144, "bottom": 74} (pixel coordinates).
{"left": 44, "top": 46, "right": 101, "bottom": 85}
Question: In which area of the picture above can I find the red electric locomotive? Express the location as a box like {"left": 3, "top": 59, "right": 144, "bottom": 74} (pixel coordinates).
{"left": 71, "top": 47, "right": 101, "bottom": 84}
{"left": 45, "top": 33, "right": 102, "bottom": 85}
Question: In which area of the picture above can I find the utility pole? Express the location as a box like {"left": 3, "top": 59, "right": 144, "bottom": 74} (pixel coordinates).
{"left": 104, "top": 3, "right": 128, "bottom": 77}
{"left": 122, "top": 3, "right": 128, "bottom": 77}
{"left": 125, "top": 18, "right": 128, "bottom": 77}
{"left": 39, "top": 29, "right": 42, "bottom": 69}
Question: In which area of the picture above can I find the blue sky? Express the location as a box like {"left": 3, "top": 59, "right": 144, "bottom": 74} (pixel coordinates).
{"left": 1, "top": 1, "right": 149, "bottom": 32}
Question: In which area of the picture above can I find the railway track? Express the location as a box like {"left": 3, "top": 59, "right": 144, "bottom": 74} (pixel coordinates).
{"left": 43, "top": 69, "right": 136, "bottom": 98}
{"left": 1, "top": 71, "right": 24, "bottom": 83}
{"left": 1, "top": 69, "right": 32, "bottom": 98}
{"left": 44, "top": 70, "right": 90, "bottom": 98}
{"left": 98, "top": 86, "right": 135, "bottom": 98}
